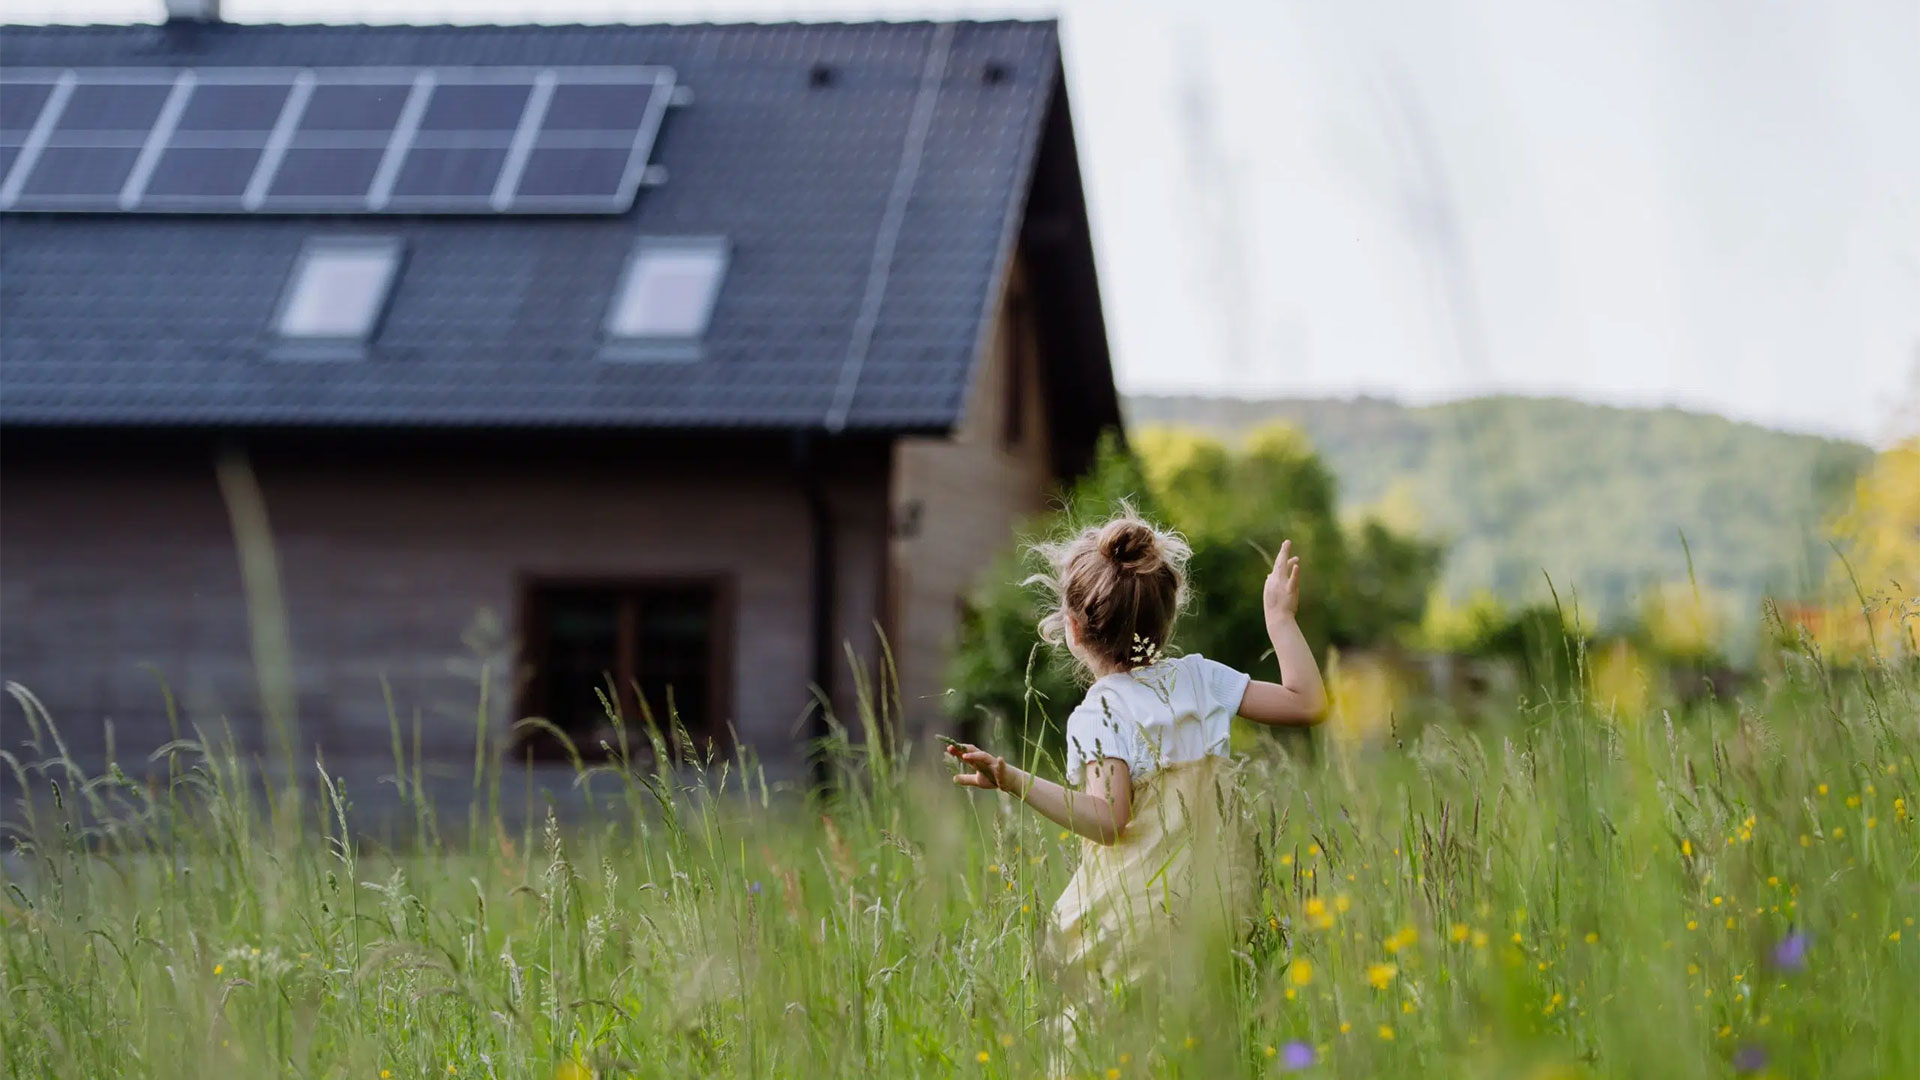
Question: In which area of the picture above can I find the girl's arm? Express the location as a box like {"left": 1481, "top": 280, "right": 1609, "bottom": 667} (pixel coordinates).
{"left": 947, "top": 744, "right": 1133, "bottom": 845}
{"left": 1237, "top": 538, "right": 1329, "bottom": 726}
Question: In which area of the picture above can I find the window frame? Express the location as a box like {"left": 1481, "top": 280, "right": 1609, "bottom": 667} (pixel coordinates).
{"left": 513, "top": 573, "right": 734, "bottom": 763}
{"left": 269, "top": 234, "right": 405, "bottom": 357}
{"left": 600, "top": 235, "right": 730, "bottom": 362}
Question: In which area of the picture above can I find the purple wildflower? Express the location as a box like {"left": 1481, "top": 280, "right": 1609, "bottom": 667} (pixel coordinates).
{"left": 1280, "top": 1041, "right": 1316, "bottom": 1070}
{"left": 749, "top": 880, "right": 762, "bottom": 895}
{"left": 1732, "top": 1044, "right": 1768, "bottom": 1074}
{"left": 1770, "top": 931, "right": 1808, "bottom": 972}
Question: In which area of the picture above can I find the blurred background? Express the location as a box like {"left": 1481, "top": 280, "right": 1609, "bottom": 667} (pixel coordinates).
{"left": 2, "top": 0, "right": 1915, "bottom": 779}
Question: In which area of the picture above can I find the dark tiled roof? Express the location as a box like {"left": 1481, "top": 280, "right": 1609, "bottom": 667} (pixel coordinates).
{"left": 0, "top": 20, "right": 1066, "bottom": 431}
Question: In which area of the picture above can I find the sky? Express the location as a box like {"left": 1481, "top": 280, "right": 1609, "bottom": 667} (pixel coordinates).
{"left": 15, "top": 0, "right": 1920, "bottom": 444}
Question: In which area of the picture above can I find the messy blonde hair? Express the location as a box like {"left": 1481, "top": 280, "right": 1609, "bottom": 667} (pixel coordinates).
{"left": 1029, "top": 508, "right": 1192, "bottom": 677}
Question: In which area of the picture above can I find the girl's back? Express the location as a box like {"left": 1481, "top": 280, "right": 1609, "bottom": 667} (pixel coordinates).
{"left": 1064, "top": 653, "right": 1252, "bottom": 784}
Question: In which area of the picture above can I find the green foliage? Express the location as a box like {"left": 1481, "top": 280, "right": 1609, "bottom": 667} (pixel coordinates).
{"left": 4, "top": 629, "right": 1918, "bottom": 1078}
{"left": 945, "top": 426, "right": 1441, "bottom": 754}
{"left": 1127, "top": 395, "right": 1873, "bottom": 630}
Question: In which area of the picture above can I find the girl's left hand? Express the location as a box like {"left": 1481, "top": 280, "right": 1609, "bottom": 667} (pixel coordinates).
{"left": 947, "top": 743, "right": 1012, "bottom": 791}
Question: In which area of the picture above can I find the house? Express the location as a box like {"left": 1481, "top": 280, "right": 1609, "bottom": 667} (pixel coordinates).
{"left": 0, "top": 10, "right": 1118, "bottom": 787}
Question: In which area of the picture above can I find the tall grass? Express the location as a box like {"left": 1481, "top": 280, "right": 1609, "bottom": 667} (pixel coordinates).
{"left": 2, "top": 622, "right": 1916, "bottom": 1079}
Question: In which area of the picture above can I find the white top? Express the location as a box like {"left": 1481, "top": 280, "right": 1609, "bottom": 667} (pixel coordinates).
{"left": 1062, "top": 653, "right": 1252, "bottom": 785}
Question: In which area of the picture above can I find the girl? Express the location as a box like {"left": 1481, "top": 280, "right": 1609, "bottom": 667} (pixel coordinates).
{"left": 946, "top": 512, "right": 1327, "bottom": 996}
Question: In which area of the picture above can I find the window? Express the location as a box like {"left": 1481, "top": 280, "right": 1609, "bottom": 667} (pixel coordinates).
{"left": 1002, "top": 287, "right": 1034, "bottom": 450}
{"left": 275, "top": 236, "right": 402, "bottom": 342}
{"left": 603, "top": 237, "right": 728, "bottom": 357}
{"left": 519, "top": 580, "right": 727, "bottom": 761}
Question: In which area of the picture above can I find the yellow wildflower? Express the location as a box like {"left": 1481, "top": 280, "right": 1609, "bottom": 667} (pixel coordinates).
{"left": 1451, "top": 923, "right": 1470, "bottom": 943}
{"left": 1585, "top": 932, "right": 1599, "bottom": 944}
{"left": 976, "top": 1051, "right": 990, "bottom": 1064}
{"left": 1378, "top": 1025, "right": 1395, "bottom": 1041}
{"left": 1367, "top": 962, "right": 1398, "bottom": 989}
{"left": 1290, "top": 958, "right": 1315, "bottom": 986}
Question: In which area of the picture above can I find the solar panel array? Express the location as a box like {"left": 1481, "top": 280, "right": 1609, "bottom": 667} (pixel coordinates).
{"left": 0, "top": 66, "right": 679, "bottom": 214}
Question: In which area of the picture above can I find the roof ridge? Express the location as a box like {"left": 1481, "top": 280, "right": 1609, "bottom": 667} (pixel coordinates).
{"left": 0, "top": 18, "right": 1061, "bottom": 32}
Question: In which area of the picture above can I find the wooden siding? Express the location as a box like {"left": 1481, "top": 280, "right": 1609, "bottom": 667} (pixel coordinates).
{"left": 887, "top": 258, "right": 1056, "bottom": 734}
{"left": 0, "top": 435, "right": 888, "bottom": 779}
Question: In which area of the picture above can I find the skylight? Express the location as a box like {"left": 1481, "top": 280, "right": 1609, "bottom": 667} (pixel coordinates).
{"left": 604, "top": 237, "right": 728, "bottom": 351}
{"left": 275, "top": 236, "right": 402, "bottom": 342}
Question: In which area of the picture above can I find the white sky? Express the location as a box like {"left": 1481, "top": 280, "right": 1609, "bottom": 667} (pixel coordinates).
{"left": 14, "top": 0, "right": 1920, "bottom": 444}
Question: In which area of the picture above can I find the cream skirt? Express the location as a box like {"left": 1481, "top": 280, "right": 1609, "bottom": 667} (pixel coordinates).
{"left": 1044, "top": 754, "right": 1255, "bottom": 999}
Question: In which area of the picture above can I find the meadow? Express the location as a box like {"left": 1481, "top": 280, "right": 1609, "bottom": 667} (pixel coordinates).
{"left": 2, "top": 624, "right": 1916, "bottom": 1080}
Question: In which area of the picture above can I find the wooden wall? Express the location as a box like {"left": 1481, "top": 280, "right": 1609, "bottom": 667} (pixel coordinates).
{"left": 0, "top": 432, "right": 889, "bottom": 782}
{"left": 887, "top": 257, "right": 1058, "bottom": 736}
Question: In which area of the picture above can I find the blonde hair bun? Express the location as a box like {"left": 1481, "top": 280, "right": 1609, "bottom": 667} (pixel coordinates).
{"left": 1098, "top": 518, "right": 1164, "bottom": 575}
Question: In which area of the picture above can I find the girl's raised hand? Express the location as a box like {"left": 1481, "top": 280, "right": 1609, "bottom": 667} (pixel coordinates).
{"left": 946, "top": 742, "right": 1011, "bottom": 791}
{"left": 1263, "top": 538, "right": 1303, "bottom": 621}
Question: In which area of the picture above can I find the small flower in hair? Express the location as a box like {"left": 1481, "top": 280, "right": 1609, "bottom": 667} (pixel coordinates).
{"left": 1129, "top": 633, "right": 1165, "bottom": 668}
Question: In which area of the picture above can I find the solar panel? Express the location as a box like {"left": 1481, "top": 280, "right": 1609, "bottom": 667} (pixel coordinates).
{"left": 21, "top": 146, "right": 140, "bottom": 202}
{"left": 300, "top": 82, "right": 411, "bottom": 131}
{"left": 418, "top": 83, "right": 529, "bottom": 131}
{"left": 145, "top": 146, "right": 263, "bottom": 200}
{"left": 516, "top": 147, "right": 630, "bottom": 200}
{"left": 0, "top": 66, "right": 679, "bottom": 215}
{"left": 1, "top": 81, "right": 55, "bottom": 138}
{"left": 266, "top": 148, "right": 385, "bottom": 201}
{"left": 176, "top": 82, "right": 290, "bottom": 132}
{"left": 52, "top": 81, "right": 170, "bottom": 132}
{"left": 389, "top": 147, "right": 507, "bottom": 204}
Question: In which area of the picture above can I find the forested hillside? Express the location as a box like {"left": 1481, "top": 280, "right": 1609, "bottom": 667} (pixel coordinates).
{"left": 1124, "top": 395, "right": 1871, "bottom": 627}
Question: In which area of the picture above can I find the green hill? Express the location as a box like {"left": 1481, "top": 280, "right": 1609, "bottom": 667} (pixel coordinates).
{"left": 1124, "top": 394, "right": 1870, "bottom": 628}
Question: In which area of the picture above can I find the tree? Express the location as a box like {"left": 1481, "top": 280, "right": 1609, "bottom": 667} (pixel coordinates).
{"left": 1819, "top": 437, "right": 1920, "bottom": 660}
